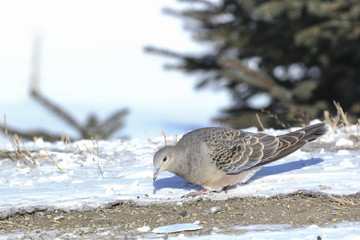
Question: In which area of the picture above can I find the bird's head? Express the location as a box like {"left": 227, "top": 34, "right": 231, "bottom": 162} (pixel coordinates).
{"left": 153, "top": 146, "right": 175, "bottom": 181}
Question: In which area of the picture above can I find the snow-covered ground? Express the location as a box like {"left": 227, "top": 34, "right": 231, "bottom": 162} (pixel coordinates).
{"left": 1, "top": 122, "right": 360, "bottom": 239}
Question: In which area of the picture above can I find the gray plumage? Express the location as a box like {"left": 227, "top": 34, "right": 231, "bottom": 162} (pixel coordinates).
{"left": 153, "top": 123, "right": 328, "bottom": 191}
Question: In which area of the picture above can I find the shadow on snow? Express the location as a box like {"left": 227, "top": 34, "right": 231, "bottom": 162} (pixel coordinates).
{"left": 153, "top": 158, "right": 324, "bottom": 192}
{"left": 153, "top": 175, "right": 202, "bottom": 194}
{"left": 249, "top": 158, "right": 324, "bottom": 182}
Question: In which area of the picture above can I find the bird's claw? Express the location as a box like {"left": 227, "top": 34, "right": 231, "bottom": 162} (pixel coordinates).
{"left": 181, "top": 189, "right": 209, "bottom": 198}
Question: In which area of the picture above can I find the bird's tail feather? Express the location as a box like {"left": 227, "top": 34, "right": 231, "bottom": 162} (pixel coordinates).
{"left": 270, "top": 122, "right": 328, "bottom": 162}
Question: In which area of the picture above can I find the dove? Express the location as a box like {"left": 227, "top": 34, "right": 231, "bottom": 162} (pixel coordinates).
{"left": 153, "top": 123, "right": 328, "bottom": 192}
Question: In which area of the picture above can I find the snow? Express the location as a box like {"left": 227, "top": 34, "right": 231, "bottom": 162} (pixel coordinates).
{"left": 152, "top": 223, "right": 203, "bottom": 234}
{"left": 137, "top": 225, "right": 151, "bottom": 233}
{"left": 1, "top": 124, "right": 360, "bottom": 239}
{"left": 335, "top": 138, "right": 354, "bottom": 147}
{"left": 169, "top": 222, "right": 360, "bottom": 240}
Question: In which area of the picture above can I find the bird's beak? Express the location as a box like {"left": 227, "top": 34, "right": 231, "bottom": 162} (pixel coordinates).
{"left": 153, "top": 168, "right": 160, "bottom": 182}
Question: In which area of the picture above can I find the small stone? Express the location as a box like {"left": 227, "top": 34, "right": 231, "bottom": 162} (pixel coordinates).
{"left": 157, "top": 216, "right": 166, "bottom": 223}
{"left": 180, "top": 211, "right": 188, "bottom": 217}
{"left": 210, "top": 206, "right": 222, "bottom": 214}
{"left": 53, "top": 216, "right": 65, "bottom": 221}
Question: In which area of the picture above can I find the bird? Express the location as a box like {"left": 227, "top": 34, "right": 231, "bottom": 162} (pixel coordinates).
{"left": 153, "top": 122, "right": 328, "bottom": 192}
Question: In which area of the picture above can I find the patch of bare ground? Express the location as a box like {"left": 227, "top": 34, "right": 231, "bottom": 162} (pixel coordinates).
{"left": 1, "top": 191, "right": 359, "bottom": 238}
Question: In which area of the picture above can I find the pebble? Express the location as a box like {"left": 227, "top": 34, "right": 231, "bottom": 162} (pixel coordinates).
{"left": 53, "top": 216, "right": 65, "bottom": 221}
{"left": 210, "top": 206, "right": 222, "bottom": 214}
{"left": 180, "top": 210, "right": 188, "bottom": 217}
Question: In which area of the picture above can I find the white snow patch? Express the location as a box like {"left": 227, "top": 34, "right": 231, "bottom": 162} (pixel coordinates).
{"left": 152, "top": 223, "right": 203, "bottom": 233}
{"left": 71, "top": 180, "right": 84, "bottom": 184}
{"left": 337, "top": 149, "right": 350, "bottom": 155}
{"left": 137, "top": 225, "right": 150, "bottom": 232}
{"left": 235, "top": 224, "right": 292, "bottom": 231}
{"left": 335, "top": 138, "right": 354, "bottom": 147}
{"left": 23, "top": 180, "right": 34, "bottom": 187}
{"left": 339, "top": 160, "right": 357, "bottom": 168}
{"left": 124, "top": 170, "right": 153, "bottom": 179}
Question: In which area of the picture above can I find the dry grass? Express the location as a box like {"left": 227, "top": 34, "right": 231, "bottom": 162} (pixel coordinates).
{"left": 2, "top": 115, "right": 37, "bottom": 167}
{"left": 260, "top": 109, "right": 290, "bottom": 129}
{"left": 328, "top": 195, "right": 358, "bottom": 206}
{"left": 61, "top": 130, "right": 74, "bottom": 153}
{"left": 44, "top": 149, "right": 65, "bottom": 174}
{"left": 324, "top": 101, "right": 360, "bottom": 143}
{"left": 161, "top": 129, "right": 178, "bottom": 146}
{"left": 256, "top": 113, "right": 265, "bottom": 131}
{"left": 256, "top": 101, "right": 359, "bottom": 146}
{"left": 75, "top": 137, "right": 103, "bottom": 177}
{"left": 1, "top": 122, "right": 107, "bottom": 176}
{"left": 1, "top": 115, "right": 108, "bottom": 174}
{"left": 1, "top": 115, "right": 64, "bottom": 172}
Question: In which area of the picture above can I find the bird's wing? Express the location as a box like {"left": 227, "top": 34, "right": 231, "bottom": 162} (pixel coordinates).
{"left": 202, "top": 128, "right": 279, "bottom": 175}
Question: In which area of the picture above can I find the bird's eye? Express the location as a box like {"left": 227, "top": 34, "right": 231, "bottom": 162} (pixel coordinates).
{"left": 163, "top": 156, "right": 167, "bottom": 162}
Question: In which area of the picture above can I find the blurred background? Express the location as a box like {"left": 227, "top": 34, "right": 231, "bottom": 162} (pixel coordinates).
{"left": 1, "top": 0, "right": 360, "bottom": 143}
{"left": 0, "top": 0, "right": 229, "bottom": 142}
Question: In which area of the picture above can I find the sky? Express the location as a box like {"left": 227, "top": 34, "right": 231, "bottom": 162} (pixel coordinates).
{"left": 0, "top": 0, "right": 229, "bottom": 139}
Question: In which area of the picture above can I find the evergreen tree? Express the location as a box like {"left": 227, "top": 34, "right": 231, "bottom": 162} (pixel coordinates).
{"left": 146, "top": 0, "right": 360, "bottom": 128}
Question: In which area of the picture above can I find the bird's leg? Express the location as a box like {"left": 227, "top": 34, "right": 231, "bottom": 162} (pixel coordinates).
{"left": 182, "top": 189, "right": 209, "bottom": 198}
{"left": 222, "top": 185, "right": 237, "bottom": 193}
{"left": 197, "top": 189, "right": 209, "bottom": 194}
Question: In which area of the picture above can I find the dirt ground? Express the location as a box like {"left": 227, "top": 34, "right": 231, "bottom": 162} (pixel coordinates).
{"left": 1, "top": 191, "right": 359, "bottom": 239}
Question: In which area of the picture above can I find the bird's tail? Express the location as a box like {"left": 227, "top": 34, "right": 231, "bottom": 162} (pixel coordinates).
{"left": 270, "top": 122, "right": 328, "bottom": 162}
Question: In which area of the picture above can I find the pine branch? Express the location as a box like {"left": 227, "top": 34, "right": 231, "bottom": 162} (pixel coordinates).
{"left": 30, "top": 90, "right": 83, "bottom": 131}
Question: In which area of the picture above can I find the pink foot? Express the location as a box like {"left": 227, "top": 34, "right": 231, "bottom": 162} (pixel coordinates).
{"left": 182, "top": 189, "right": 209, "bottom": 198}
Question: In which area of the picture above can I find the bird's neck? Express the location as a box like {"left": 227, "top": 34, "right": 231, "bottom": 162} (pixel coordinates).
{"left": 167, "top": 146, "right": 192, "bottom": 180}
